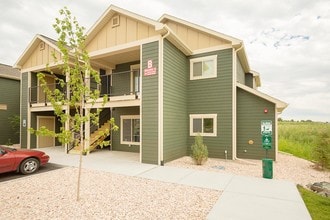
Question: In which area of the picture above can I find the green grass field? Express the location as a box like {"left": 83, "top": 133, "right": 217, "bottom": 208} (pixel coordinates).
{"left": 280, "top": 121, "right": 330, "bottom": 220}
{"left": 278, "top": 121, "right": 330, "bottom": 162}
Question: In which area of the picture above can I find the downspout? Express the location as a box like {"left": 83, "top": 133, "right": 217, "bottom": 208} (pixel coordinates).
{"left": 232, "top": 43, "right": 243, "bottom": 160}
{"left": 157, "top": 27, "right": 170, "bottom": 166}
{"left": 233, "top": 44, "right": 258, "bottom": 164}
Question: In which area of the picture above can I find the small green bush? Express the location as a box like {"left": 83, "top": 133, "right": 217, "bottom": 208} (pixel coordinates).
{"left": 191, "top": 134, "right": 208, "bottom": 165}
{"left": 313, "top": 131, "right": 330, "bottom": 169}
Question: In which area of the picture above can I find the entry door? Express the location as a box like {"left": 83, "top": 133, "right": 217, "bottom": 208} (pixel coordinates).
{"left": 37, "top": 116, "right": 55, "bottom": 148}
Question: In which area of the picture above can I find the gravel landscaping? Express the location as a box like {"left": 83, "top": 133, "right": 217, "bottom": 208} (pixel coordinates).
{"left": 1, "top": 167, "right": 220, "bottom": 220}
{"left": 1, "top": 151, "right": 329, "bottom": 219}
{"left": 167, "top": 152, "right": 330, "bottom": 187}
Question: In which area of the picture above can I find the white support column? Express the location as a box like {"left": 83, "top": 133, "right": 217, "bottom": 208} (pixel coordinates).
{"left": 232, "top": 48, "right": 237, "bottom": 159}
{"left": 27, "top": 71, "right": 31, "bottom": 149}
{"left": 158, "top": 38, "right": 164, "bottom": 165}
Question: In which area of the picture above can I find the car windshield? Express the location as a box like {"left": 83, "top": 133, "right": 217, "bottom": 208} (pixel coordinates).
{"left": 0, "top": 146, "right": 17, "bottom": 152}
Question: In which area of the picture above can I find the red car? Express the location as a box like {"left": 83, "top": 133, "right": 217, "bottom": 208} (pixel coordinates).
{"left": 0, "top": 145, "right": 50, "bottom": 175}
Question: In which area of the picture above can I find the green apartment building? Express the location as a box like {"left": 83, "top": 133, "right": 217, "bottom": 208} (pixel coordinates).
{"left": 15, "top": 5, "right": 287, "bottom": 164}
{"left": 0, "top": 64, "right": 20, "bottom": 145}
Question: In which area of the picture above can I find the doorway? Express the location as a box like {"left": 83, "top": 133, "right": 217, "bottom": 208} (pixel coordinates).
{"left": 37, "top": 116, "right": 55, "bottom": 148}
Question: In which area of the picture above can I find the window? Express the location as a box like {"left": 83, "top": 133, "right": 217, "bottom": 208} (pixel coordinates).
{"left": 190, "top": 55, "right": 217, "bottom": 80}
{"left": 120, "top": 115, "right": 140, "bottom": 145}
{"left": 0, "top": 104, "right": 7, "bottom": 110}
{"left": 190, "top": 114, "right": 217, "bottom": 136}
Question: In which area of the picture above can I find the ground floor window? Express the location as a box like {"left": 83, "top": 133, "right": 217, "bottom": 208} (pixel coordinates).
{"left": 120, "top": 115, "right": 140, "bottom": 145}
{"left": 189, "top": 114, "right": 217, "bottom": 136}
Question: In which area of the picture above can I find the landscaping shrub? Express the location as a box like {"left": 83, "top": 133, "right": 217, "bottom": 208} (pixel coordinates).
{"left": 191, "top": 134, "right": 208, "bottom": 165}
{"left": 313, "top": 131, "right": 330, "bottom": 169}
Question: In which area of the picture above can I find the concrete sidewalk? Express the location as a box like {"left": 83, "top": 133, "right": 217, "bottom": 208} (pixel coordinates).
{"left": 42, "top": 147, "right": 311, "bottom": 220}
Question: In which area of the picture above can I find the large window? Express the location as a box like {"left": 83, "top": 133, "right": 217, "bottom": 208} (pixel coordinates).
{"left": 190, "top": 55, "right": 217, "bottom": 80}
{"left": 190, "top": 114, "right": 217, "bottom": 136}
{"left": 120, "top": 115, "right": 140, "bottom": 145}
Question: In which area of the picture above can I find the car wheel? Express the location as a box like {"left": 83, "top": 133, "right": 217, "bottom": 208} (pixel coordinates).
{"left": 20, "top": 158, "right": 40, "bottom": 175}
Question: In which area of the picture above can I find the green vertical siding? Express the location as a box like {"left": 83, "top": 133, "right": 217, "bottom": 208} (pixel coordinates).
{"left": 245, "top": 73, "right": 254, "bottom": 88}
{"left": 163, "top": 39, "right": 188, "bottom": 162}
{"left": 0, "top": 78, "right": 20, "bottom": 144}
{"left": 112, "top": 106, "right": 140, "bottom": 153}
{"left": 187, "top": 49, "right": 233, "bottom": 159}
{"left": 30, "top": 72, "right": 38, "bottom": 103}
{"left": 237, "top": 87, "right": 276, "bottom": 159}
{"left": 141, "top": 41, "right": 159, "bottom": 164}
{"left": 20, "top": 73, "right": 28, "bottom": 148}
{"left": 236, "top": 57, "right": 245, "bottom": 84}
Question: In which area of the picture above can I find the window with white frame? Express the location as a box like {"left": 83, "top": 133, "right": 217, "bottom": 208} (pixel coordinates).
{"left": 120, "top": 115, "right": 140, "bottom": 145}
{"left": 190, "top": 55, "right": 217, "bottom": 80}
{"left": 190, "top": 114, "right": 217, "bottom": 136}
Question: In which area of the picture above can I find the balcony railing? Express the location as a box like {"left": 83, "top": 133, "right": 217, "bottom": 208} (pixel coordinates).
{"left": 29, "top": 70, "right": 140, "bottom": 106}
{"left": 90, "top": 70, "right": 140, "bottom": 97}
{"left": 29, "top": 83, "right": 67, "bottom": 105}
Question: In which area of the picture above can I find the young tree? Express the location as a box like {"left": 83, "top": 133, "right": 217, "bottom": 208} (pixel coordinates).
{"left": 31, "top": 7, "right": 117, "bottom": 201}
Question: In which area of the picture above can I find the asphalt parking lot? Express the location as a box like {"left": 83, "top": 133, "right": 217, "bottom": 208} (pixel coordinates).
{"left": 0, "top": 163, "right": 66, "bottom": 182}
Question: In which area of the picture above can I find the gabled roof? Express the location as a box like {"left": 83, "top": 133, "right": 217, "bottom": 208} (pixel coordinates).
{"left": 0, "top": 63, "right": 20, "bottom": 80}
{"left": 159, "top": 14, "right": 242, "bottom": 46}
{"left": 159, "top": 14, "right": 251, "bottom": 73}
{"left": 14, "top": 34, "right": 60, "bottom": 69}
{"left": 85, "top": 5, "right": 165, "bottom": 46}
{"left": 237, "top": 83, "right": 288, "bottom": 113}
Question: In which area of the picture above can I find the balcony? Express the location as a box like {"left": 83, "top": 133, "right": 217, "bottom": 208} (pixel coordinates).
{"left": 29, "top": 70, "right": 141, "bottom": 109}
{"left": 29, "top": 83, "right": 67, "bottom": 108}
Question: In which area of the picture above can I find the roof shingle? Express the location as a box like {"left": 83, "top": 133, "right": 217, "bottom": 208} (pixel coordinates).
{"left": 0, "top": 63, "right": 21, "bottom": 80}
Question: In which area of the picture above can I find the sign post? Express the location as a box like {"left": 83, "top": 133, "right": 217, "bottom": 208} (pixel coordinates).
{"left": 261, "top": 120, "right": 272, "bottom": 156}
{"left": 261, "top": 120, "right": 273, "bottom": 179}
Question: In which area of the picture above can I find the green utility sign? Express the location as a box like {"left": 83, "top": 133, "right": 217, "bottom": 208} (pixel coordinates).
{"left": 261, "top": 120, "right": 272, "bottom": 150}
{"left": 262, "top": 135, "right": 272, "bottom": 150}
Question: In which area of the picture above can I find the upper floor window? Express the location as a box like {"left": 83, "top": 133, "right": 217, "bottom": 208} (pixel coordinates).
{"left": 190, "top": 55, "right": 217, "bottom": 80}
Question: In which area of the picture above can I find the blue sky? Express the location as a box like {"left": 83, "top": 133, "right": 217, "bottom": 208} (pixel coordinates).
{"left": 0, "top": 0, "right": 329, "bottom": 122}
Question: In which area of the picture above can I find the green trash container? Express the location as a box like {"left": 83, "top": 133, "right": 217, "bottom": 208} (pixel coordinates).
{"left": 262, "top": 158, "right": 273, "bottom": 179}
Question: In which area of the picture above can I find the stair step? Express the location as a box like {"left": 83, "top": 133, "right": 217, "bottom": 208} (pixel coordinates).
{"left": 68, "top": 149, "right": 81, "bottom": 154}
{"left": 68, "top": 121, "right": 111, "bottom": 154}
